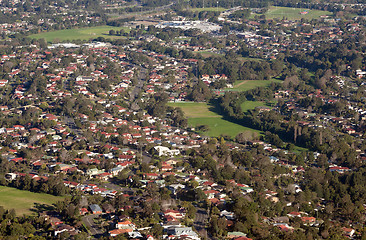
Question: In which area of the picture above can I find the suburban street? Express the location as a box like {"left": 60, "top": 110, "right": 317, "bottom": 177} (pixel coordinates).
{"left": 130, "top": 67, "right": 147, "bottom": 111}
{"left": 82, "top": 214, "right": 104, "bottom": 238}
{"left": 194, "top": 207, "right": 211, "bottom": 239}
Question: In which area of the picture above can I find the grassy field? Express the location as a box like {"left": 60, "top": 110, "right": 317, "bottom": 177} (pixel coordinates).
{"left": 256, "top": 6, "right": 332, "bottom": 20}
{"left": 0, "top": 186, "right": 64, "bottom": 216}
{"left": 168, "top": 102, "right": 219, "bottom": 118}
{"left": 190, "top": 7, "right": 226, "bottom": 12}
{"left": 238, "top": 57, "right": 263, "bottom": 62}
{"left": 168, "top": 102, "right": 260, "bottom": 138}
{"left": 195, "top": 50, "right": 223, "bottom": 58}
{"left": 241, "top": 101, "right": 268, "bottom": 112}
{"left": 226, "top": 79, "right": 283, "bottom": 92}
{"left": 29, "top": 25, "right": 130, "bottom": 43}
{"left": 293, "top": 145, "right": 308, "bottom": 152}
{"left": 241, "top": 101, "right": 277, "bottom": 112}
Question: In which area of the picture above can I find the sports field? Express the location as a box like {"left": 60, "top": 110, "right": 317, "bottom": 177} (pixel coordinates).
{"left": 258, "top": 6, "right": 332, "bottom": 20}
{"left": 29, "top": 25, "right": 130, "bottom": 42}
{"left": 0, "top": 186, "right": 64, "bottom": 216}
{"left": 226, "top": 79, "right": 282, "bottom": 92}
{"left": 168, "top": 102, "right": 260, "bottom": 138}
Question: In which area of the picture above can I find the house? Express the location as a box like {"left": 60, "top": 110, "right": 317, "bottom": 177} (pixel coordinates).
{"left": 79, "top": 208, "right": 88, "bottom": 215}
{"left": 227, "top": 232, "right": 247, "bottom": 239}
{"left": 54, "top": 224, "right": 75, "bottom": 236}
{"left": 167, "top": 184, "right": 185, "bottom": 194}
{"left": 116, "top": 220, "right": 135, "bottom": 230}
{"left": 5, "top": 173, "right": 17, "bottom": 181}
{"left": 274, "top": 223, "right": 294, "bottom": 232}
{"left": 287, "top": 212, "right": 301, "bottom": 218}
{"left": 153, "top": 146, "right": 180, "bottom": 157}
{"left": 343, "top": 227, "right": 355, "bottom": 237}
{"left": 89, "top": 204, "right": 102, "bottom": 214}
{"left": 146, "top": 235, "right": 155, "bottom": 240}
{"left": 109, "top": 228, "right": 132, "bottom": 237}
{"left": 356, "top": 69, "right": 366, "bottom": 78}
{"left": 144, "top": 173, "right": 159, "bottom": 180}
{"left": 109, "top": 166, "right": 124, "bottom": 176}
{"left": 128, "top": 231, "right": 143, "bottom": 238}
{"left": 301, "top": 216, "right": 316, "bottom": 225}
{"left": 166, "top": 227, "right": 200, "bottom": 240}
{"left": 164, "top": 209, "right": 185, "bottom": 219}
{"left": 220, "top": 210, "right": 235, "bottom": 220}
{"left": 95, "top": 172, "right": 112, "bottom": 181}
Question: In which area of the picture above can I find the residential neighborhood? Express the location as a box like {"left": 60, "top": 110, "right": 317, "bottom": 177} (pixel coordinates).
{"left": 0, "top": 0, "right": 366, "bottom": 239}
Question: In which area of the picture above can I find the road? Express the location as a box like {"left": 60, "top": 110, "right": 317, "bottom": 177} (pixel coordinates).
{"left": 130, "top": 68, "right": 147, "bottom": 111}
{"left": 82, "top": 214, "right": 104, "bottom": 238}
{"left": 64, "top": 116, "right": 83, "bottom": 136}
{"left": 193, "top": 208, "right": 211, "bottom": 239}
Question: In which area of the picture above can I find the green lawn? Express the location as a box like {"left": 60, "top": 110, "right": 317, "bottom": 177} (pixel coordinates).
{"left": 241, "top": 101, "right": 278, "bottom": 112}
{"left": 188, "top": 117, "right": 260, "bottom": 138}
{"left": 254, "top": 6, "right": 332, "bottom": 20}
{"left": 238, "top": 57, "right": 263, "bottom": 62}
{"left": 241, "top": 101, "right": 268, "bottom": 112}
{"left": 168, "top": 102, "right": 260, "bottom": 138}
{"left": 195, "top": 50, "right": 223, "bottom": 58}
{"left": 168, "top": 102, "right": 219, "bottom": 118}
{"left": 226, "top": 79, "right": 283, "bottom": 92}
{"left": 29, "top": 25, "right": 130, "bottom": 43}
{"left": 293, "top": 145, "right": 308, "bottom": 153}
{"left": 0, "top": 186, "right": 64, "bottom": 216}
{"left": 190, "top": 7, "right": 226, "bottom": 12}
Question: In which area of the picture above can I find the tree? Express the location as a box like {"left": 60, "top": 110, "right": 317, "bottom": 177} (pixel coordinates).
{"left": 188, "top": 80, "right": 212, "bottom": 102}
{"left": 186, "top": 203, "right": 197, "bottom": 219}
{"left": 109, "top": 29, "right": 116, "bottom": 35}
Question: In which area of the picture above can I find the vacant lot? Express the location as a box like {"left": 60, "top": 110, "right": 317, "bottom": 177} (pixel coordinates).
{"left": 30, "top": 25, "right": 130, "bottom": 42}
{"left": 168, "top": 102, "right": 260, "bottom": 138}
{"left": 0, "top": 186, "right": 64, "bottom": 216}
{"left": 226, "top": 79, "right": 282, "bottom": 92}
{"left": 257, "top": 6, "right": 332, "bottom": 20}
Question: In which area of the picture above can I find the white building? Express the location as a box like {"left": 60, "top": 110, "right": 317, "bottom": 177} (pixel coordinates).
{"left": 154, "top": 146, "right": 180, "bottom": 157}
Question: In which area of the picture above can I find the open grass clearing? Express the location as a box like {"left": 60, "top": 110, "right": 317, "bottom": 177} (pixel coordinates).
{"left": 29, "top": 25, "right": 130, "bottom": 43}
{"left": 226, "top": 79, "right": 283, "bottom": 92}
{"left": 241, "top": 101, "right": 268, "bottom": 112}
{"left": 292, "top": 145, "right": 309, "bottom": 153}
{"left": 195, "top": 50, "right": 223, "bottom": 58}
{"left": 188, "top": 117, "right": 260, "bottom": 138}
{"left": 238, "top": 56, "right": 263, "bottom": 62}
{"left": 252, "top": 6, "right": 332, "bottom": 20}
{"left": 168, "top": 102, "right": 261, "bottom": 138}
{"left": 168, "top": 102, "right": 220, "bottom": 118}
{"left": 0, "top": 186, "right": 65, "bottom": 216}
{"left": 241, "top": 100, "right": 277, "bottom": 112}
{"left": 190, "top": 7, "right": 227, "bottom": 12}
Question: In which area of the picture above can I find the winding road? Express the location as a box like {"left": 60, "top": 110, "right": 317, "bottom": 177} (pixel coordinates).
{"left": 82, "top": 214, "right": 104, "bottom": 237}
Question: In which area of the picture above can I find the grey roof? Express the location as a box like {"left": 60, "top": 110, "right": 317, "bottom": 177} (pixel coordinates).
{"left": 89, "top": 204, "right": 102, "bottom": 213}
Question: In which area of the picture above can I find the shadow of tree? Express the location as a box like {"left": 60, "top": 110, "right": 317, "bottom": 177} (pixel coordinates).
{"left": 30, "top": 203, "right": 55, "bottom": 214}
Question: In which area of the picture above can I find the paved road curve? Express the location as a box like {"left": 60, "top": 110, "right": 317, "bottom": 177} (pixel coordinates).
{"left": 82, "top": 214, "right": 104, "bottom": 237}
